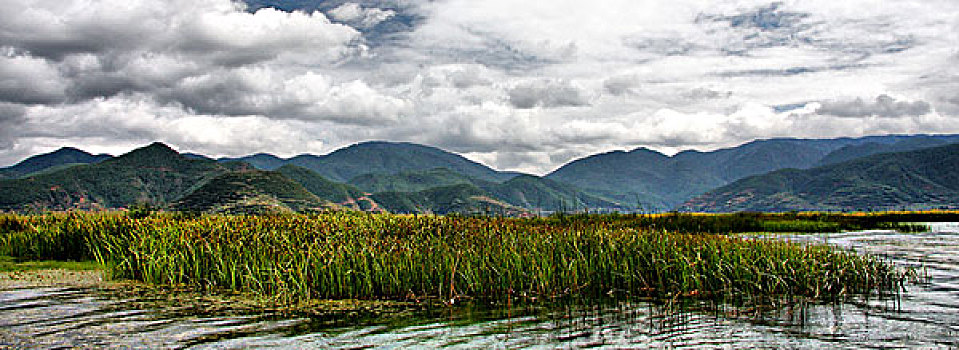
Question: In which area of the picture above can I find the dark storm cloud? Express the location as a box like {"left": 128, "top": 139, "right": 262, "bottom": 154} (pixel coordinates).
{"left": 817, "top": 95, "right": 931, "bottom": 118}
{"left": 1, "top": 0, "right": 957, "bottom": 174}
{"left": 508, "top": 80, "right": 590, "bottom": 109}
{"left": 0, "top": 0, "right": 362, "bottom": 111}
{"left": 0, "top": 103, "right": 27, "bottom": 149}
{"left": 0, "top": 55, "right": 67, "bottom": 104}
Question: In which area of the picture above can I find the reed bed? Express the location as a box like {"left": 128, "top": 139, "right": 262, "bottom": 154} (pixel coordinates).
{"left": 0, "top": 212, "right": 908, "bottom": 303}
{"left": 544, "top": 211, "right": 943, "bottom": 234}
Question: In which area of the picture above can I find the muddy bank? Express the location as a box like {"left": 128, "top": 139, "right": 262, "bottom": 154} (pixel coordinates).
{"left": 0, "top": 269, "right": 106, "bottom": 289}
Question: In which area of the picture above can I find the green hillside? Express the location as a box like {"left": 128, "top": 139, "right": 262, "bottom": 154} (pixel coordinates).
{"left": 275, "top": 164, "right": 380, "bottom": 211}
{"left": 681, "top": 143, "right": 959, "bottom": 212}
{"left": 546, "top": 135, "right": 959, "bottom": 210}
{"left": 0, "top": 143, "right": 239, "bottom": 211}
{"left": 351, "top": 168, "right": 624, "bottom": 212}
{"left": 220, "top": 153, "right": 288, "bottom": 170}
{"left": 288, "top": 141, "right": 514, "bottom": 183}
{"left": 0, "top": 147, "right": 111, "bottom": 178}
{"left": 817, "top": 137, "right": 959, "bottom": 166}
{"left": 348, "top": 167, "right": 477, "bottom": 193}
{"left": 370, "top": 184, "right": 522, "bottom": 215}
{"left": 481, "top": 174, "right": 622, "bottom": 211}
{"left": 173, "top": 170, "right": 332, "bottom": 214}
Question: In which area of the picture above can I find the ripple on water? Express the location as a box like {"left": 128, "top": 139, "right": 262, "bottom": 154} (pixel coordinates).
{"left": 3, "top": 224, "right": 959, "bottom": 349}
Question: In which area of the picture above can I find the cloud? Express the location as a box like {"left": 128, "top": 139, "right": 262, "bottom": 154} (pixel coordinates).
{"left": 9, "top": 96, "right": 331, "bottom": 157}
{"left": 328, "top": 3, "right": 396, "bottom": 29}
{"left": 0, "top": 0, "right": 360, "bottom": 105}
{"left": 0, "top": 0, "right": 359, "bottom": 61}
{"left": 0, "top": 103, "right": 27, "bottom": 150}
{"left": 508, "top": 80, "right": 590, "bottom": 109}
{"left": 160, "top": 68, "right": 411, "bottom": 124}
{"left": 2, "top": 0, "right": 959, "bottom": 175}
{"left": 0, "top": 54, "right": 67, "bottom": 104}
{"left": 816, "top": 95, "right": 932, "bottom": 118}
{"left": 603, "top": 75, "right": 642, "bottom": 96}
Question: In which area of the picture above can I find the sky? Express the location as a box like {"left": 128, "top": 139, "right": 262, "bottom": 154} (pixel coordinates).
{"left": 1, "top": 0, "right": 958, "bottom": 174}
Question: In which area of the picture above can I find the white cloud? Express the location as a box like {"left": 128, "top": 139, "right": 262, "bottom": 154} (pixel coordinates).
{"left": 0, "top": 0, "right": 361, "bottom": 103}
{"left": 2, "top": 0, "right": 959, "bottom": 175}
{"left": 328, "top": 3, "right": 396, "bottom": 29}
{"left": 161, "top": 67, "right": 411, "bottom": 124}
{"left": 817, "top": 95, "right": 932, "bottom": 118}
{"left": 508, "top": 80, "right": 590, "bottom": 109}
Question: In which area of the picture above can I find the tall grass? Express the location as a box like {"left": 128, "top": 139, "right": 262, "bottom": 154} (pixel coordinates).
{"left": 0, "top": 212, "right": 909, "bottom": 303}
{"left": 546, "top": 211, "right": 940, "bottom": 234}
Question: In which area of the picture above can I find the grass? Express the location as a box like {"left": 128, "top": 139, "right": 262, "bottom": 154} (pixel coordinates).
{"left": 544, "top": 211, "right": 940, "bottom": 234}
{"left": 0, "top": 255, "right": 101, "bottom": 272}
{"left": 0, "top": 212, "right": 915, "bottom": 304}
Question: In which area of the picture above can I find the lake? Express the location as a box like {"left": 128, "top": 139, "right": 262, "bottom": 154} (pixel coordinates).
{"left": 2, "top": 223, "right": 957, "bottom": 349}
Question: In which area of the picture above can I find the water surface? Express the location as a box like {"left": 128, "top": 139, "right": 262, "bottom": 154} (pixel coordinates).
{"left": 2, "top": 223, "right": 957, "bottom": 349}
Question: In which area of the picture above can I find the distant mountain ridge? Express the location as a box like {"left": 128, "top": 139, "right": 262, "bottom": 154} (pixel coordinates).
{"left": 680, "top": 143, "right": 959, "bottom": 212}
{"left": 816, "top": 136, "right": 959, "bottom": 166}
{"left": 0, "top": 147, "right": 111, "bottom": 179}
{"left": 3, "top": 134, "right": 958, "bottom": 213}
{"left": 0, "top": 142, "right": 608, "bottom": 214}
{"left": 210, "top": 141, "right": 516, "bottom": 183}
{"left": 0, "top": 143, "right": 242, "bottom": 211}
{"left": 546, "top": 135, "right": 959, "bottom": 211}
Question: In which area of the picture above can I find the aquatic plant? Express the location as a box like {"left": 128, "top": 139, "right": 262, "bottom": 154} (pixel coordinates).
{"left": 0, "top": 212, "right": 911, "bottom": 303}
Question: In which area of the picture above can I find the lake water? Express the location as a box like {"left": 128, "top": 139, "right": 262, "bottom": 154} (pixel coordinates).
{"left": 2, "top": 223, "right": 958, "bottom": 349}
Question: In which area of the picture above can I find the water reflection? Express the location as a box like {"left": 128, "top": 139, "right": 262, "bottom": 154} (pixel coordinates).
{"left": 2, "top": 224, "right": 958, "bottom": 349}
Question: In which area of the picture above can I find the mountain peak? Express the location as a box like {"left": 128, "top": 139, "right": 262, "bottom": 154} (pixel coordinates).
{"left": 629, "top": 147, "right": 669, "bottom": 158}
{"left": 109, "top": 142, "right": 184, "bottom": 167}
{"left": 144, "top": 142, "right": 177, "bottom": 152}
{"left": 0, "top": 146, "right": 111, "bottom": 178}
{"left": 289, "top": 140, "right": 510, "bottom": 182}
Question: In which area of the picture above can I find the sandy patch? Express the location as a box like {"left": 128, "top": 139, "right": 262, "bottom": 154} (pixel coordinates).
{"left": 0, "top": 269, "right": 106, "bottom": 289}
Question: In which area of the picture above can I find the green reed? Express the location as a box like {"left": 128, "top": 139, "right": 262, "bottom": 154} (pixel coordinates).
{"left": 0, "top": 212, "right": 908, "bottom": 303}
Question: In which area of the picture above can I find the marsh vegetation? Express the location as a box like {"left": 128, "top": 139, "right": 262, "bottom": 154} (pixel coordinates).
{"left": 1, "top": 211, "right": 934, "bottom": 305}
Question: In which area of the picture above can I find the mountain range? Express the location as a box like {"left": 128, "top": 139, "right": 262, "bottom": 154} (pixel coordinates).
{"left": 1, "top": 134, "right": 958, "bottom": 214}
{"left": 546, "top": 135, "right": 959, "bottom": 210}
{"left": 681, "top": 143, "right": 959, "bottom": 212}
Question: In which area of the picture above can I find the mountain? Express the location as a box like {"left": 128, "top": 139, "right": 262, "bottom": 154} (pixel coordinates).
{"left": 348, "top": 167, "right": 477, "bottom": 193}
{"left": 680, "top": 143, "right": 959, "bottom": 212}
{"left": 0, "top": 147, "right": 111, "bottom": 179}
{"left": 206, "top": 141, "right": 516, "bottom": 184}
{"left": 220, "top": 153, "right": 287, "bottom": 170}
{"left": 349, "top": 167, "right": 624, "bottom": 212}
{"left": 0, "top": 143, "right": 241, "bottom": 211}
{"left": 546, "top": 140, "right": 832, "bottom": 210}
{"left": 546, "top": 135, "right": 959, "bottom": 211}
{"left": 274, "top": 165, "right": 382, "bottom": 211}
{"left": 817, "top": 136, "right": 959, "bottom": 166}
{"left": 370, "top": 184, "right": 523, "bottom": 215}
{"left": 173, "top": 169, "right": 333, "bottom": 214}
{"left": 276, "top": 165, "right": 365, "bottom": 202}
{"left": 5, "top": 135, "right": 958, "bottom": 214}
{"left": 481, "top": 174, "right": 621, "bottom": 212}
{"left": 286, "top": 141, "right": 514, "bottom": 183}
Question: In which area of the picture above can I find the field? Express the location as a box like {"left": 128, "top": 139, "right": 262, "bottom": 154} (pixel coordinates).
{"left": 0, "top": 211, "right": 935, "bottom": 304}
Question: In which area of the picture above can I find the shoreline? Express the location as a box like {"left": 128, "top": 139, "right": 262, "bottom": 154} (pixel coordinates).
{"left": 0, "top": 268, "right": 106, "bottom": 289}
